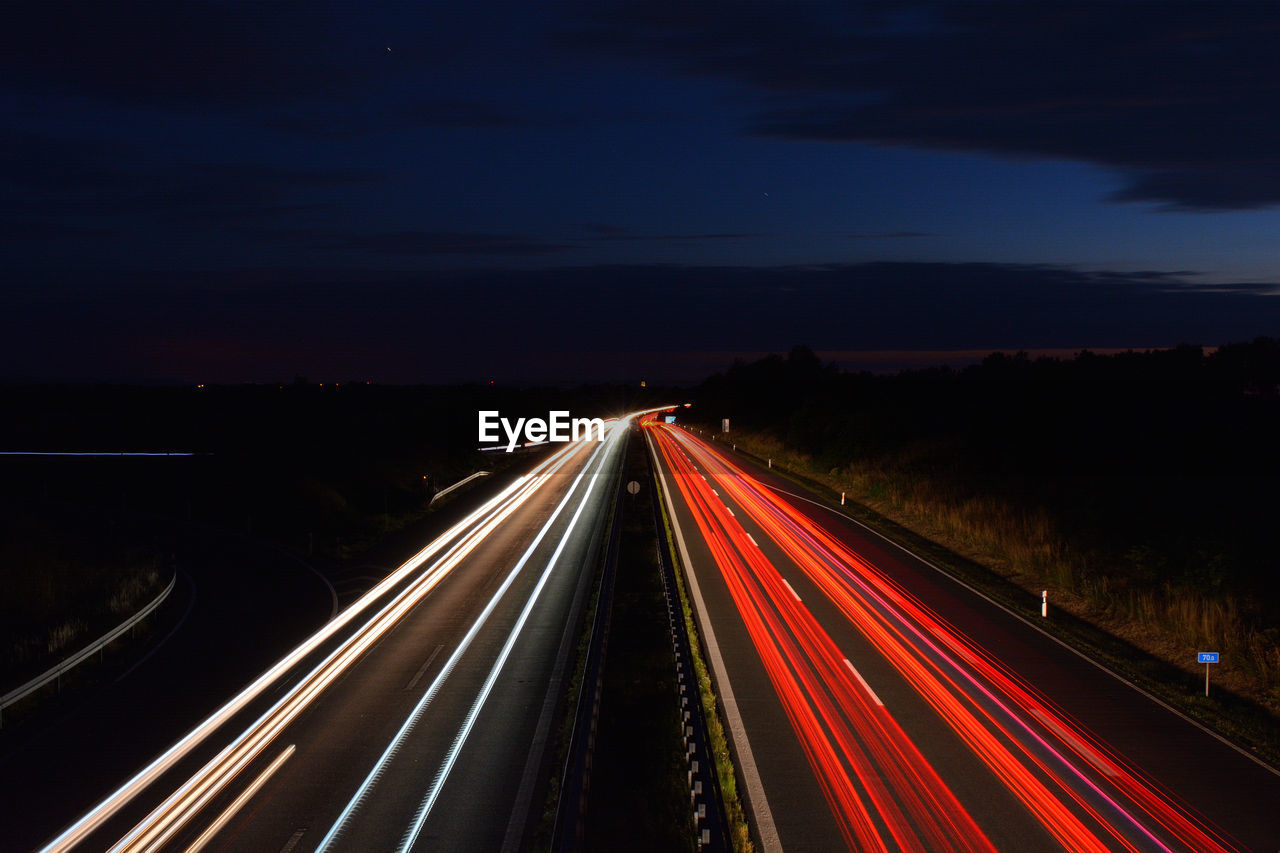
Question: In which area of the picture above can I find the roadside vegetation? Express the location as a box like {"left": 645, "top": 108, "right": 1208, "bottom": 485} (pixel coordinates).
{"left": 693, "top": 343, "right": 1280, "bottom": 748}
{"left": 0, "top": 381, "right": 675, "bottom": 701}
{"left": 0, "top": 500, "right": 166, "bottom": 689}
{"left": 655, "top": 462, "right": 756, "bottom": 853}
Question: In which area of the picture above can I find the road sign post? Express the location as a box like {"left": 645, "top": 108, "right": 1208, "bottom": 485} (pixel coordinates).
{"left": 1197, "top": 652, "right": 1219, "bottom": 696}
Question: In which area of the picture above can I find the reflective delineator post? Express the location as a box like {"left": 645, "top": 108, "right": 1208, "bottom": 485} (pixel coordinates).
{"left": 768, "top": 458, "right": 772, "bottom": 468}
{"left": 841, "top": 491, "right": 846, "bottom": 506}
{"left": 1041, "top": 590, "right": 1048, "bottom": 617}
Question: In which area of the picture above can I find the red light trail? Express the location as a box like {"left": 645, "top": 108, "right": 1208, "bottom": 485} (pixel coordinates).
{"left": 647, "top": 419, "right": 1239, "bottom": 852}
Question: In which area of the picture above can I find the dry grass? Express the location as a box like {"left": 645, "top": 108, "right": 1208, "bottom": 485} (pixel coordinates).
{"left": 46, "top": 618, "right": 87, "bottom": 656}
{"left": 657, "top": 471, "right": 754, "bottom": 853}
{"left": 1, "top": 506, "right": 165, "bottom": 679}
{"left": 730, "top": 431, "right": 1280, "bottom": 710}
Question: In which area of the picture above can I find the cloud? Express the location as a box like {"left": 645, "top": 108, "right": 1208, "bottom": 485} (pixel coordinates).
{"left": 573, "top": 223, "right": 767, "bottom": 242}
{"left": 259, "top": 230, "right": 577, "bottom": 257}
{"left": 1108, "top": 164, "right": 1280, "bottom": 212}
{"left": 168, "top": 163, "right": 379, "bottom": 206}
{"left": 0, "top": 220, "right": 115, "bottom": 243}
{"left": 845, "top": 231, "right": 938, "bottom": 239}
{"left": 7, "top": 262, "right": 1280, "bottom": 383}
{"left": 337, "top": 231, "right": 575, "bottom": 256}
{"left": 0, "top": 129, "right": 129, "bottom": 192}
{"left": 261, "top": 98, "right": 532, "bottom": 139}
{"left": 563, "top": 1, "right": 1280, "bottom": 210}
{"left": 0, "top": 1, "right": 384, "bottom": 108}
{"left": 583, "top": 232, "right": 767, "bottom": 243}
{"left": 244, "top": 227, "right": 768, "bottom": 256}
{"left": 578, "top": 222, "right": 632, "bottom": 236}
{"left": 183, "top": 202, "right": 346, "bottom": 226}
{"left": 0, "top": 132, "right": 378, "bottom": 226}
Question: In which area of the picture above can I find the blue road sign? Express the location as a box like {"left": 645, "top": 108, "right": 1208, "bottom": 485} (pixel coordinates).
{"left": 1198, "top": 652, "right": 1219, "bottom": 663}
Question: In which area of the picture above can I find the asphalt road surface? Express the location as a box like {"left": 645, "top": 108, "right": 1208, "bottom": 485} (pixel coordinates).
{"left": 648, "top": 421, "right": 1280, "bottom": 853}
{"left": 28, "top": 422, "right": 628, "bottom": 853}
{"left": 0, "top": 524, "right": 334, "bottom": 853}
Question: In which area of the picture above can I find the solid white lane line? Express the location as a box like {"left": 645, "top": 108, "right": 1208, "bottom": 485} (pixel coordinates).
{"left": 105, "top": 447, "right": 593, "bottom": 853}
{"left": 398, "top": 430, "right": 622, "bottom": 852}
{"left": 648, "top": 431, "right": 781, "bottom": 853}
{"left": 754, "top": 479, "right": 1280, "bottom": 781}
{"left": 844, "top": 659, "right": 884, "bottom": 707}
{"left": 113, "top": 475, "right": 552, "bottom": 851}
{"left": 183, "top": 745, "right": 295, "bottom": 853}
{"left": 43, "top": 445, "right": 586, "bottom": 853}
{"left": 318, "top": 430, "right": 619, "bottom": 852}
{"left": 782, "top": 579, "right": 802, "bottom": 602}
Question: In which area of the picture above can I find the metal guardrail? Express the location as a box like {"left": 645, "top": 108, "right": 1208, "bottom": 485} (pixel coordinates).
{"left": 550, "top": 445, "right": 625, "bottom": 851}
{"left": 1, "top": 571, "right": 177, "bottom": 724}
{"left": 652, "top": 468, "right": 728, "bottom": 851}
{"left": 428, "top": 470, "right": 491, "bottom": 506}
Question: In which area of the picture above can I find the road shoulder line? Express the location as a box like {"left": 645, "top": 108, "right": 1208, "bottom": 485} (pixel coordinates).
{"left": 758, "top": 480, "right": 1280, "bottom": 780}
{"left": 648, "top": 432, "right": 782, "bottom": 853}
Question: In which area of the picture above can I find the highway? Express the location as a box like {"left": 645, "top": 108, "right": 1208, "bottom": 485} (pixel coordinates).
{"left": 34, "top": 418, "right": 630, "bottom": 853}
{"left": 647, "top": 420, "right": 1280, "bottom": 852}
{"left": 0, "top": 523, "right": 335, "bottom": 853}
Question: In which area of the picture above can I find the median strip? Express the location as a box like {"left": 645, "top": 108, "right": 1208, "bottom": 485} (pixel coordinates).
{"left": 649, "top": 430, "right": 775, "bottom": 853}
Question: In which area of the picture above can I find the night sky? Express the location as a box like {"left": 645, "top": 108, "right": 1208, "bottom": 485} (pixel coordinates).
{"left": 4, "top": 1, "right": 1280, "bottom": 384}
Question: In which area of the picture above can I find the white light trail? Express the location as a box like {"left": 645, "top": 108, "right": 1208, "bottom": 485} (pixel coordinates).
{"left": 182, "top": 745, "right": 295, "bottom": 853}
{"left": 317, "top": 423, "right": 621, "bottom": 851}
{"left": 398, "top": 422, "right": 625, "bottom": 853}
{"left": 43, "top": 439, "right": 586, "bottom": 853}
{"left": 106, "top": 445, "right": 591, "bottom": 852}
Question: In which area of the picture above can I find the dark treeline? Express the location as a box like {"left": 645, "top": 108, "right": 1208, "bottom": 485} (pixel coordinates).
{"left": 0, "top": 381, "right": 670, "bottom": 681}
{"left": 0, "top": 380, "right": 669, "bottom": 549}
{"left": 694, "top": 341, "right": 1280, "bottom": 625}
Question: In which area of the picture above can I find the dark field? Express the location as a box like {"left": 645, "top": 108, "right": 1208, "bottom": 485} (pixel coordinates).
{"left": 690, "top": 342, "right": 1280, "bottom": 719}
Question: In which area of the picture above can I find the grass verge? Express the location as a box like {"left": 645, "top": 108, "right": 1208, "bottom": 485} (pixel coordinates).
{"left": 652, "top": 454, "right": 755, "bottom": 853}
{"left": 720, "top": 429, "right": 1280, "bottom": 768}
{"left": 1, "top": 500, "right": 167, "bottom": 691}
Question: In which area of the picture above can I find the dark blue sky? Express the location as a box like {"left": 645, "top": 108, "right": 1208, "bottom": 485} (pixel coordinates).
{"left": 4, "top": 1, "right": 1280, "bottom": 383}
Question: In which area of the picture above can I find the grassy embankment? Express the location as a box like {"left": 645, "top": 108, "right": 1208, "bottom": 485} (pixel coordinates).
{"left": 692, "top": 344, "right": 1280, "bottom": 761}
{"left": 2, "top": 382, "right": 680, "bottom": 706}
{"left": 0, "top": 501, "right": 165, "bottom": 689}
{"left": 0, "top": 383, "right": 530, "bottom": 690}
{"left": 2, "top": 383, "right": 683, "bottom": 709}
{"left": 726, "top": 430, "right": 1280, "bottom": 711}
{"left": 652, "top": 444, "right": 755, "bottom": 853}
